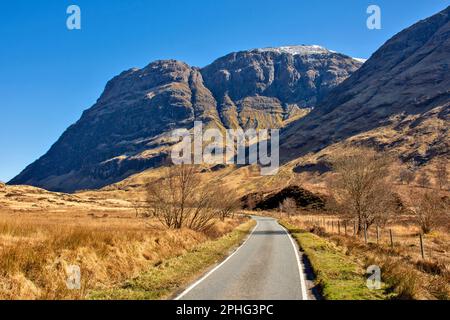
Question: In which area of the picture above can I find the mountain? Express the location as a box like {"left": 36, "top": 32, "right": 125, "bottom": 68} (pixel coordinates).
{"left": 281, "top": 6, "right": 450, "bottom": 164}
{"left": 9, "top": 46, "right": 362, "bottom": 192}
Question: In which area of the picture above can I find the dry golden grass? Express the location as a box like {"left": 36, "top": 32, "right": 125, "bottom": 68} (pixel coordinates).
{"left": 0, "top": 184, "right": 132, "bottom": 212}
{"left": 284, "top": 213, "right": 450, "bottom": 265}
{"left": 90, "top": 219, "right": 256, "bottom": 300}
{"left": 0, "top": 208, "right": 244, "bottom": 300}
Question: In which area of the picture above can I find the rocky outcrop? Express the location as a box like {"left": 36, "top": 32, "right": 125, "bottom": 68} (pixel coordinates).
{"left": 201, "top": 46, "right": 361, "bottom": 129}
{"left": 9, "top": 47, "right": 361, "bottom": 192}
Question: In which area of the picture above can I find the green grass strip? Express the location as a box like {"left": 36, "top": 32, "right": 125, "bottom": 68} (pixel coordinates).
{"left": 281, "top": 221, "right": 387, "bottom": 300}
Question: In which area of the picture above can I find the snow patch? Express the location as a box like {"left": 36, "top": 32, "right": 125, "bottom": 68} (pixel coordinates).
{"left": 256, "top": 45, "right": 332, "bottom": 56}
{"left": 352, "top": 57, "right": 368, "bottom": 63}
{"left": 254, "top": 45, "right": 367, "bottom": 64}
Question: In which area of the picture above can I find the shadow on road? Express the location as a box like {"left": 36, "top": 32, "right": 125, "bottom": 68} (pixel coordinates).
{"left": 302, "top": 254, "right": 323, "bottom": 300}
{"left": 252, "top": 230, "right": 287, "bottom": 235}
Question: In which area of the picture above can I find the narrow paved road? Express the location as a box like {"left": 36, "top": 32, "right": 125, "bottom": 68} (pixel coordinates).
{"left": 176, "top": 216, "right": 308, "bottom": 300}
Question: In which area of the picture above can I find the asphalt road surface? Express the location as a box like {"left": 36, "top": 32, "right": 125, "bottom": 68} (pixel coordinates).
{"left": 176, "top": 216, "right": 309, "bottom": 300}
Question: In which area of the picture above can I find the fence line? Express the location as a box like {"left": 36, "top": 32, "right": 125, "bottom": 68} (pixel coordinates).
{"left": 302, "top": 216, "right": 428, "bottom": 260}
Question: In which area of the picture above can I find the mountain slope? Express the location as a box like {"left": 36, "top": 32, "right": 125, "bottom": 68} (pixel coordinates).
{"left": 281, "top": 6, "right": 450, "bottom": 164}
{"left": 9, "top": 47, "right": 362, "bottom": 192}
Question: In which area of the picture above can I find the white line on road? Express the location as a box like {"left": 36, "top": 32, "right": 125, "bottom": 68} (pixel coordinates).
{"left": 174, "top": 220, "right": 259, "bottom": 300}
{"left": 280, "top": 225, "right": 309, "bottom": 300}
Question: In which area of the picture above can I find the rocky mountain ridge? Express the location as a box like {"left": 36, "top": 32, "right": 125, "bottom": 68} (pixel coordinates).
{"left": 10, "top": 6, "right": 450, "bottom": 193}
{"left": 9, "top": 46, "right": 362, "bottom": 192}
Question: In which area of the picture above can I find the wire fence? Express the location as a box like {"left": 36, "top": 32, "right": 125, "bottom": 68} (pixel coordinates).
{"left": 296, "top": 216, "right": 432, "bottom": 261}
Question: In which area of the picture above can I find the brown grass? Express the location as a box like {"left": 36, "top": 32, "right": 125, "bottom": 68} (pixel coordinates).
{"left": 0, "top": 209, "right": 244, "bottom": 300}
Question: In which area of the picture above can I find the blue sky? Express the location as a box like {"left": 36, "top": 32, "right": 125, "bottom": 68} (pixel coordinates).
{"left": 0, "top": 0, "right": 448, "bottom": 182}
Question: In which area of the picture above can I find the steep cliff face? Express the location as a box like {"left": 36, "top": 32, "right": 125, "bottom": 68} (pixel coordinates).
{"left": 201, "top": 45, "right": 362, "bottom": 129}
{"left": 282, "top": 6, "right": 450, "bottom": 164}
{"left": 9, "top": 47, "right": 362, "bottom": 192}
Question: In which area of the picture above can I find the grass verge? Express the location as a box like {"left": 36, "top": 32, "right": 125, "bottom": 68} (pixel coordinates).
{"left": 89, "top": 218, "right": 256, "bottom": 300}
{"left": 280, "top": 220, "right": 389, "bottom": 300}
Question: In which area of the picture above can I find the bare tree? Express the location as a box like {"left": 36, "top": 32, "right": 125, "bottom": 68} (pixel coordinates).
{"left": 417, "top": 172, "right": 431, "bottom": 189}
{"left": 215, "top": 186, "right": 241, "bottom": 221}
{"left": 407, "top": 191, "right": 449, "bottom": 234}
{"left": 132, "top": 200, "right": 147, "bottom": 218}
{"left": 245, "top": 196, "right": 256, "bottom": 211}
{"left": 145, "top": 164, "right": 220, "bottom": 231}
{"left": 399, "top": 168, "right": 415, "bottom": 185}
{"left": 327, "top": 147, "right": 398, "bottom": 234}
{"left": 435, "top": 159, "right": 448, "bottom": 190}
{"left": 281, "top": 198, "right": 297, "bottom": 217}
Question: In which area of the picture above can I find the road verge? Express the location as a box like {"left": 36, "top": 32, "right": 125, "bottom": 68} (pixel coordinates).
{"left": 89, "top": 218, "right": 256, "bottom": 300}
{"left": 280, "top": 220, "right": 387, "bottom": 300}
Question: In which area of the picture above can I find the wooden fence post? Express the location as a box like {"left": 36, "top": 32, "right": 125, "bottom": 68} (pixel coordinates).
{"left": 376, "top": 225, "right": 380, "bottom": 245}
{"left": 331, "top": 221, "right": 334, "bottom": 233}
{"left": 354, "top": 220, "right": 357, "bottom": 236}
{"left": 364, "top": 223, "right": 368, "bottom": 244}
{"left": 389, "top": 229, "right": 394, "bottom": 249}
{"left": 338, "top": 221, "right": 341, "bottom": 234}
{"left": 344, "top": 221, "right": 347, "bottom": 235}
{"left": 419, "top": 233, "right": 425, "bottom": 259}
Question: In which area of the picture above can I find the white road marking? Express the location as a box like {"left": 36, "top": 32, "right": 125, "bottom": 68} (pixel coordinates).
{"left": 174, "top": 220, "right": 259, "bottom": 300}
{"left": 280, "top": 225, "right": 309, "bottom": 300}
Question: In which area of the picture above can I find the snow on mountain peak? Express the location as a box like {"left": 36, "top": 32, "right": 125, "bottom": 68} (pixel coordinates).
{"left": 352, "top": 57, "right": 367, "bottom": 63}
{"left": 254, "top": 45, "right": 367, "bottom": 64}
{"left": 255, "top": 45, "right": 332, "bottom": 55}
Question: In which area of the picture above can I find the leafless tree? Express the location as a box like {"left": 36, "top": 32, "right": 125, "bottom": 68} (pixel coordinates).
{"left": 407, "top": 191, "right": 449, "bottom": 234}
{"left": 399, "top": 168, "right": 415, "bottom": 185}
{"left": 417, "top": 172, "right": 431, "bottom": 189}
{"left": 327, "top": 147, "right": 398, "bottom": 234}
{"left": 281, "top": 198, "right": 297, "bottom": 217}
{"left": 435, "top": 159, "right": 448, "bottom": 190}
{"left": 215, "top": 186, "right": 241, "bottom": 221}
{"left": 145, "top": 164, "right": 221, "bottom": 231}
{"left": 132, "top": 201, "right": 147, "bottom": 218}
{"left": 245, "top": 196, "right": 256, "bottom": 211}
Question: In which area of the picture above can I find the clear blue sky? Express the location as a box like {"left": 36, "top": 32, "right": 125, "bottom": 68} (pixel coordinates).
{"left": 0, "top": 0, "right": 448, "bottom": 182}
